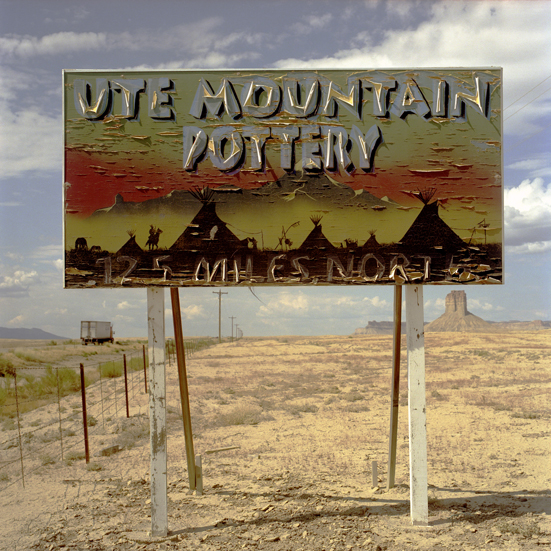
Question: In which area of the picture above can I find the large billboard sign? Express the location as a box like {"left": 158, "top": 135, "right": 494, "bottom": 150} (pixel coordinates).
{"left": 63, "top": 68, "right": 502, "bottom": 288}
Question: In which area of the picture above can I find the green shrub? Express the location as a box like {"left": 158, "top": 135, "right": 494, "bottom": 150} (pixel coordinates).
{"left": 40, "top": 454, "right": 56, "bottom": 466}
{"left": 0, "top": 385, "right": 10, "bottom": 407}
{"left": 64, "top": 450, "right": 86, "bottom": 465}
{"left": 14, "top": 351, "right": 43, "bottom": 364}
{"left": 218, "top": 405, "right": 269, "bottom": 426}
{"left": 39, "top": 366, "right": 80, "bottom": 395}
{"left": 286, "top": 402, "right": 319, "bottom": 415}
{"left": 0, "top": 354, "right": 15, "bottom": 377}
{"left": 86, "top": 461, "right": 102, "bottom": 471}
{"left": 100, "top": 361, "right": 123, "bottom": 378}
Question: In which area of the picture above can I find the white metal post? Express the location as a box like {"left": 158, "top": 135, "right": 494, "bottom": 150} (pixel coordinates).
{"left": 405, "top": 285, "right": 428, "bottom": 526}
{"left": 147, "top": 288, "right": 168, "bottom": 537}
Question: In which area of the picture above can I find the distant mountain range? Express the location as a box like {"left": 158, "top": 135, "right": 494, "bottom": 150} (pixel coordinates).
{"left": 0, "top": 327, "right": 70, "bottom": 340}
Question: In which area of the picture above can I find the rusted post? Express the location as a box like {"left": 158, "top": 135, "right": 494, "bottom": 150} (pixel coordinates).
{"left": 170, "top": 288, "right": 197, "bottom": 490}
{"left": 142, "top": 344, "right": 148, "bottom": 394}
{"left": 123, "top": 354, "right": 130, "bottom": 418}
{"left": 387, "top": 284, "right": 402, "bottom": 489}
{"left": 147, "top": 288, "right": 168, "bottom": 537}
{"left": 405, "top": 285, "right": 428, "bottom": 526}
{"left": 79, "top": 363, "right": 90, "bottom": 464}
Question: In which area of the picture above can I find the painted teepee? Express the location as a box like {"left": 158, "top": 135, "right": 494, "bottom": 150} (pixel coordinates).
{"left": 297, "top": 215, "right": 337, "bottom": 254}
{"left": 116, "top": 230, "right": 143, "bottom": 257}
{"left": 170, "top": 187, "right": 242, "bottom": 253}
{"left": 362, "top": 229, "right": 381, "bottom": 251}
{"left": 399, "top": 189, "right": 465, "bottom": 252}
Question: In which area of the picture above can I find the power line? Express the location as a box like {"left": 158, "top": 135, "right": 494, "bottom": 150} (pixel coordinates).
{"left": 504, "top": 74, "right": 551, "bottom": 111}
{"left": 504, "top": 119, "right": 551, "bottom": 152}
{"left": 504, "top": 84, "right": 551, "bottom": 121}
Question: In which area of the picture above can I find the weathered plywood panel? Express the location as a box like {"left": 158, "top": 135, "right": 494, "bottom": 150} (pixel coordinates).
{"left": 63, "top": 68, "right": 503, "bottom": 287}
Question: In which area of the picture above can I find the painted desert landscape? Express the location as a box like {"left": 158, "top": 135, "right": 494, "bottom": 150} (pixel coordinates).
{"left": 0, "top": 328, "right": 549, "bottom": 551}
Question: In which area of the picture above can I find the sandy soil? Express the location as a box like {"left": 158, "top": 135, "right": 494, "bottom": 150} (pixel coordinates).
{"left": 0, "top": 331, "right": 549, "bottom": 551}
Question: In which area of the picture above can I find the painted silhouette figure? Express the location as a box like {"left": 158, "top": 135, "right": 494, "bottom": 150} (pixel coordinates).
{"left": 145, "top": 226, "right": 163, "bottom": 250}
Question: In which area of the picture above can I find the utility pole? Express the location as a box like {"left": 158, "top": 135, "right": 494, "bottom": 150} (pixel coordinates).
{"left": 213, "top": 290, "right": 228, "bottom": 343}
{"left": 229, "top": 316, "right": 236, "bottom": 343}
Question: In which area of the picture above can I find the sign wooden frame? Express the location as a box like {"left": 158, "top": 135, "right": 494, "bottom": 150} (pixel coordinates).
{"left": 63, "top": 68, "right": 503, "bottom": 288}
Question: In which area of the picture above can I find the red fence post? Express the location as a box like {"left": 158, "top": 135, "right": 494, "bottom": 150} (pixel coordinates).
{"left": 123, "top": 354, "right": 130, "bottom": 418}
{"left": 142, "top": 344, "right": 148, "bottom": 394}
{"left": 79, "top": 363, "right": 90, "bottom": 463}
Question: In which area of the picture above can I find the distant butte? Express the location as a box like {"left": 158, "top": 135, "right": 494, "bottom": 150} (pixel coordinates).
{"left": 353, "top": 290, "right": 550, "bottom": 334}
{"left": 425, "top": 290, "right": 492, "bottom": 332}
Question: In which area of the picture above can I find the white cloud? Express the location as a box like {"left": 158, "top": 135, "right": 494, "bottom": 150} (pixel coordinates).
{"left": 0, "top": 19, "right": 265, "bottom": 63}
{"left": 0, "top": 269, "right": 39, "bottom": 297}
{"left": 0, "top": 106, "right": 60, "bottom": 178}
{"left": 259, "top": 291, "right": 310, "bottom": 316}
{"left": 505, "top": 157, "right": 551, "bottom": 178}
{"left": 182, "top": 304, "right": 206, "bottom": 319}
{"left": 504, "top": 178, "right": 551, "bottom": 252}
{"left": 8, "top": 314, "right": 25, "bottom": 326}
{"left": 44, "top": 307, "right": 68, "bottom": 316}
{"left": 0, "top": 31, "right": 109, "bottom": 58}
{"left": 273, "top": 1, "right": 550, "bottom": 135}
{"left": 469, "top": 298, "right": 504, "bottom": 312}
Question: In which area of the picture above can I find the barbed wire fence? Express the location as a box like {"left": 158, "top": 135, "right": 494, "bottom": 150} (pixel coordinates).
{"left": 0, "top": 338, "right": 209, "bottom": 491}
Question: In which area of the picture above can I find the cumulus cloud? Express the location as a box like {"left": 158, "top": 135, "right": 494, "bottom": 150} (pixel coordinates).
{"left": 259, "top": 292, "right": 309, "bottom": 316}
{"left": 504, "top": 178, "right": 551, "bottom": 253}
{"left": 182, "top": 304, "right": 206, "bottom": 319}
{"left": 0, "top": 106, "right": 60, "bottom": 178}
{"left": 0, "top": 269, "right": 39, "bottom": 297}
{"left": 273, "top": 1, "right": 550, "bottom": 135}
{"left": 0, "top": 19, "right": 265, "bottom": 64}
{"left": 8, "top": 314, "right": 25, "bottom": 326}
{"left": 469, "top": 299, "right": 504, "bottom": 312}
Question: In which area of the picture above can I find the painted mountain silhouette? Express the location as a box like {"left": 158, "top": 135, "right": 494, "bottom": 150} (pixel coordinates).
{"left": 88, "top": 173, "right": 400, "bottom": 218}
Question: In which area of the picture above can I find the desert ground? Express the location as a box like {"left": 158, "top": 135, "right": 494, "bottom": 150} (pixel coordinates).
{"left": 0, "top": 331, "right": 549, "bottom": 551}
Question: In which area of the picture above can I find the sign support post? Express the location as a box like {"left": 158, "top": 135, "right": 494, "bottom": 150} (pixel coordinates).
{"left": 170, "top": 288, "right": 197, "bottom": 491}
{"left": 147, "top": 288, "right": 168, "bottom": 537}
{"left": 387, "top": 284, "right": 402, "bottom": 489}
{"left": 405, "top": 285, "right": 428, "bottom": 526}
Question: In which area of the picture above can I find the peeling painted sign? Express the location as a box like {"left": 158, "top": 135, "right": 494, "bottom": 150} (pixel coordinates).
{"left": 63, "top": 68, "right": 503, "bottom": 287}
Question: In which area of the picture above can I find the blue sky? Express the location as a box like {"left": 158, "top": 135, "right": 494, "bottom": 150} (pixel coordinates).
{"left": 0, "top": 0, "right": 550, "bottom": 338}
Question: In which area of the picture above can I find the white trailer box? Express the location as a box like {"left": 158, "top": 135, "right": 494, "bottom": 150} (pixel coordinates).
{"left": 81, "top": 321, "right": 114, "bottom": 345}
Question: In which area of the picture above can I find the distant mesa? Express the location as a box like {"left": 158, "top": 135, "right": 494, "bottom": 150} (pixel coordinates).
{"left": 354, "top": 321, "right": 407, "bottom": 335}
{"left": 354, "top": 290, "right": 550, "bottom": 334}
